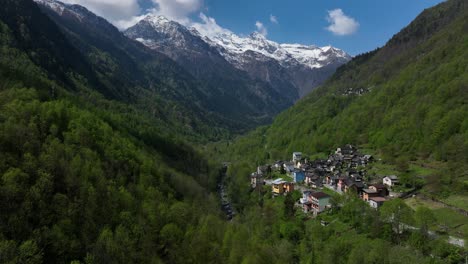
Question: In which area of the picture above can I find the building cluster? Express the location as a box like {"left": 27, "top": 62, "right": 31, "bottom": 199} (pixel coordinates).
{"left": 250, "top": 145, "right": 401, "bottom": 214}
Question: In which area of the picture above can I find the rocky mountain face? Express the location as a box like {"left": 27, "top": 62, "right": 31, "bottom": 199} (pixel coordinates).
{"left": 125, "top": 15, "right": 351, "bottom": 100}
{"left": 123, "top": 14, "right": 291, "bottom": 121}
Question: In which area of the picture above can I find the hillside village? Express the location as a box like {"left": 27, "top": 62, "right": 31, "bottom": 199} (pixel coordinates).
{"left": 251, "top": 145, "right": 404, "bottom": 215}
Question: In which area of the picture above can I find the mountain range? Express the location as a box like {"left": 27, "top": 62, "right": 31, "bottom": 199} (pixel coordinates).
{"left": 125, "top": 14, "right": 351, "bottom": 99}
{"left": 33, "top": 0, "right": 350, "bottom": 134}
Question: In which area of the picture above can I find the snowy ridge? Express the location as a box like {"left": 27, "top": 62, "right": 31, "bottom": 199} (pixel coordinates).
{"left": 136, "top": 14, "right": 351, "bottom": 70}
{"left": 33, "top": 0, "right": 84, "bottom": 21}
{"left": 201, "top": 30, "right": 350, "bottom": 70}
{"left": 34, "top": 0, "right": 66, "bottom": 15}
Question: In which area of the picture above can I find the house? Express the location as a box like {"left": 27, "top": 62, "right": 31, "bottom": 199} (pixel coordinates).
{"left": 300, "top": 191, "right": 331, "bottom": 214}
{"left": 257, "top": 165, "right": 269, "bottom": 175}
{"left": 337, "top": 177, "right": 350, "bottom": 192}
{"left": 369, "top": 184, "right": 389, "bottom": 197}
{"left": 368, "top": 197, "right": 387, "bottom": 209}
{"left": 341, "top": 144, "right": 357, "bottom": 155}
{"left": 383, "top": 175, "right": 399, "bottom": 187}
{"left": 272, "top": 178, "right": 294, "bottom": 195}
{"left": 345, "top": 181, "right": 365, "bottom": 194}
{"left": 325, "top": 175, "right": 339, "bottom": 186}
{"left": 362, "top": 188, "right": 379, "bottom": 201}
{"left": 283, "top": 162, "right": 295, "bottom": 173}
{"left": 292, "top": 170, "right": 305, "bottom": 183}
{"left": 310, "top": 192, "right": 331, "bottom": 214}
{"left": 251, "top": 173, "right": 264, "bottom": 189}
{"left": 300, "top": 191, "right": 312, "bottom": 209}
{"left": 310, "top": 180, "right": 323, "bottom": 189}
{"left": 363, "top": 155, "right": 373, "bottom": 162}
{"left": 292, "top": 152, "right": 302, "bottom": 162}
{"left": 305, "top": 173, "right": 319, "bottom": 185}
{"left": 273, "top": 161, "right": 284, "bottom": 170}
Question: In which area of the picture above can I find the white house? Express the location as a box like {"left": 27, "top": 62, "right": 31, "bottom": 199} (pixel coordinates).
{"left": 383, "top": 175, "right": 399, "bottom": 187}
{"left": 368, "top": 197, "right": 386, "bottom": 209}
{"left": 292, "top": 152, "right": 302, "bottom": 162}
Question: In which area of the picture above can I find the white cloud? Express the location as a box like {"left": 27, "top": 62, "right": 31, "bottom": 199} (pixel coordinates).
{"left": 61, "top": 0, "right": 141, "bottom": 25}
{"left": 58, "top": 0, "right": 248, "bottom": 40}
{"left": 60, "top": 0, "right": 205, "bottom": 29}
{"left": 114, "top": 13, "right": 149, "bottom": 30}
{"left": 255, "top": 21, "right": 268, "bottom": 36}
{"left": 326, "top": 9, "right": 359, "bottom": 36}
{"left": 270, "top": 14, "right": 278, "bottom": 24}
{"left": 152, "top": 0, "right": 202, "bottom": 20}
{"left": 191, "top": 13, "right": 232, "bottom": 38}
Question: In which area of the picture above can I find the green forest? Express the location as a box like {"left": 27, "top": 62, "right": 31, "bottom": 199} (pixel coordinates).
{"left": 0, "top": 0, "right": 467, "bottom": 263}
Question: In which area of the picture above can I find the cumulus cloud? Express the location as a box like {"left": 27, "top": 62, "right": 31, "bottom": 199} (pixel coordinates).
{"left": 270, "top": 14, "right": 278, "bottom": 24}
{"left": 191, "top": 13, "right": 232, "bottom": 38}
{"left": 152, "top": 0, "right": 202, "bottom": 20}
{"left": 255, "top": 21, "right": 268, "bottom": 36}
{"left": 58, "top": 0, "right": 240, "bottom": 39}
{"left": 326, "top": 9, "right": 359, "bottom": 36}
{"left": 61, "top": 0, "right": 141, "bottom": 26}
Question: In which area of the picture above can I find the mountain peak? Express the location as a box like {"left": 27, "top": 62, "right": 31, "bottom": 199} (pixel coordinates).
{"left": 250, "top": 32, "right": 267, "bottom": 40}
{"left": 34, "top": 0, "right": 66, "bottom": 14}
{"left": 144, "top": 14, "right": 171, "bottom": 25}
{"left": 124, "top": 14, "right": 350, "bottom": 70}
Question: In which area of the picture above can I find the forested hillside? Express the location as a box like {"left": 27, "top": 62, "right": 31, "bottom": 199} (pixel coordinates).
{"left": 0, "top": 0, "right": 466, "bottom": 263}
{"left": 0, "top": 0, "right": 239, "bottom": 142}
{"left": 219, "top": 0, "right": 468, "bottom": 192}
{"left": 0, "top": 0, "right": 236, "bottom": 262}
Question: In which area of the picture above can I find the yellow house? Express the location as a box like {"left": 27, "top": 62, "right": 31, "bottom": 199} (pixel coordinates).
{"left": 272, "top": 178, "right": 294, "bottom": 195}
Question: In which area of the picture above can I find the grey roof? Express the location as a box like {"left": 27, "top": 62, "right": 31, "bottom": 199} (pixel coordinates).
{"left": 272, "top": 178, "right": 287, "bottom": 184}
{"left": 363, "top": 189, "right": 378, "bottom": 194}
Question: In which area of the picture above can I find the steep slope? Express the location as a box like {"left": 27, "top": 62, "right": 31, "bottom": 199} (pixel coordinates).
{"left": 125, "top": 15, "right": 351, "bottom": 101}
{"left": 0, "top": 0, "right": 227, "bottom": 263}
{"left": 0, "top": 0, "right": 102, "bottom": 95}
{"left": 29, "top": 0, "right": 245, "bottom": 140}
{"left": 223, "top": 0, "right": 468, "bottom": 179}
{"left": 33, "top": 0, "right": 283, "bottom": 136}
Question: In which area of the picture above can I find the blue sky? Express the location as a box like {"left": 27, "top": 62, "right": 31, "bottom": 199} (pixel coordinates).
{"left": 195, "top": 0, "right": 445, "bottom": 55}
{"left": 63, "top": 0, "right": 446, "bottom": 56}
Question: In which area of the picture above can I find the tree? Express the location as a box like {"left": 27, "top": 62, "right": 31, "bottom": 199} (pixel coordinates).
{"left": 380, "top": 199, "right": 414, "bottom": 243}
{"left": 396, "top": 157, "right": 409, "bottom": 173}
{"left": 414, "top": 206, "right": 436, "bottom": 236}
{"left": 18, "top": 240, "right": 43, "bottom": 264}
{"left": 266, "top": 165, "right": 272, "bottom": 178}
{"left": 283, "top": 193, "right": 295, "bottom": 219}
{"left": 280, "top": 165, "right": 286, "bottom": 175}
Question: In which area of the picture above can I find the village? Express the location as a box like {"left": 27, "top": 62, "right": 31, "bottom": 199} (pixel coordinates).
{"left": 250, "top": 145, "right": 402, "bottom": 215}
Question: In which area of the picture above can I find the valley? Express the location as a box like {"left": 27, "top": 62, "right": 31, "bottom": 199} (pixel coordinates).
{"left": 0, "top": 0, "right": 466, "bottom": 263}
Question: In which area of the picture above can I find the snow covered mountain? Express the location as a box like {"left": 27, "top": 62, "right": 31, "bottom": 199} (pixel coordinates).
{"left": 207, "top": 31, "right": 350, "bottom": 70}
{"left": 126, "top": 15, "right": 351, "bottom": 98}
{"left": 34, "top": 0, "right": 351, "bottom": 102}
